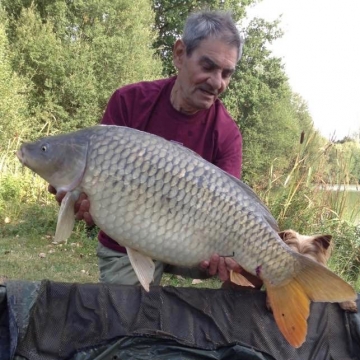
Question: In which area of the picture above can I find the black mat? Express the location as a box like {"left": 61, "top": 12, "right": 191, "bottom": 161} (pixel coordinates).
{"left": 1, "top": 280, "right": 359, "bottom": 360}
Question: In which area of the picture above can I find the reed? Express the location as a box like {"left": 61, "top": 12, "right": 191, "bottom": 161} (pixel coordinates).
{"left": 261, "top": 131, "right": 360, "bottom": 288}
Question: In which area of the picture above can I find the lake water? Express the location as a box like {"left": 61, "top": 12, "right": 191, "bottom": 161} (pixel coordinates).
{"left": 320, "top": 185, "right": 360, "bottom": 225}
{"left": 321, "top": 185, "right": 360, "bottom": 192}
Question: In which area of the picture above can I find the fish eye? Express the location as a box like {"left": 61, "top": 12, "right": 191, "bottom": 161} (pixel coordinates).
{"left": 41, "top": 144, "right": 48, "bottom": 152}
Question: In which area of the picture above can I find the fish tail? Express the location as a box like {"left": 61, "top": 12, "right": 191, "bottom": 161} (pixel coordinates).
{"left": 265, "top": 253, "right": 357, "bottom": 348}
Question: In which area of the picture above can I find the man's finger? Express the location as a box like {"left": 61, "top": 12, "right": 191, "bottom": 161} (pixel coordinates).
{"left": 74, "top": 193, "right": 88, "bottom": 213}
{"left": 83, "top": 212, "right": 95, "bottom": 227}
{"left": 224, "top": 257, "right": 243, "bottom": 273}
{"left": 48, "top": 184, "right": 57, "bottom": 195}
{"left": 217, "top": 257, "right": 229, "bottom": 281}
{"left": 199, "top": 260, "right": 210, "bottom": 271}
{"left": 55, "top": 190, "right": 66, "bottom": 204}
{"left": 208, "top": 254, "right": 220, "bottom": 276}
{"left": 78, "top": 198, "right": 90, "bottom": 213}
{"left": 74, "top": 199, "right": 90, "bottom": 221}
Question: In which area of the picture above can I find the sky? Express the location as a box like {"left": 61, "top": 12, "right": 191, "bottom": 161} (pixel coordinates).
{"left": 245, "top": 0, "right": 360, "bottom": 140}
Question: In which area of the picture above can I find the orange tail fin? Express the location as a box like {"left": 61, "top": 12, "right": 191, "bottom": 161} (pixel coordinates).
{"left": 265, "top": 253, "right": 357, "bottom": 348}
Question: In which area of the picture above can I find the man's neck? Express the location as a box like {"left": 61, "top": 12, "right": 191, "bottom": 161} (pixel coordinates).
{"left": 170, "top": 81, "right": 198, "bottom": 115}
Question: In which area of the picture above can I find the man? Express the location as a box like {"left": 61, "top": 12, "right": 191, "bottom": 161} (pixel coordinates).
{"left": 51, "top": 10, "right": 261, "bottom": 288}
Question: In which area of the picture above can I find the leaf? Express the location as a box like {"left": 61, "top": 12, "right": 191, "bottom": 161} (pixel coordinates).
{"left": 191, "top": 279, "right": 203, "bottom": 285}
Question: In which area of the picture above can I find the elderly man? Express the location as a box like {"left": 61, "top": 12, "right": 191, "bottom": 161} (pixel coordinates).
{"left": 51, "top": 10, "right": 260, "bottom": 288}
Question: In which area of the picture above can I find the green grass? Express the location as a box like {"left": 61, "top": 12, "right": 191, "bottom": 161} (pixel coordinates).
{"left": 0, "top": 233, "right": 221, "bottom": 288}
{"left": 1, "top": 235, "right": 99, "bottom": 283}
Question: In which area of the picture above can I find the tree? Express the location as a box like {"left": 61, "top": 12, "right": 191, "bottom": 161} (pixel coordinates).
{"left": 222, "top": 17, "right": 291, "bottom": 183}
{"left": 2, "top": 0, "right": 162, "bottom": 137}
{"left": 0, "top": 7, "right": 29, "bottom": 150}
{"left": 152, "top": 0, "right": 254, "bottom": 76}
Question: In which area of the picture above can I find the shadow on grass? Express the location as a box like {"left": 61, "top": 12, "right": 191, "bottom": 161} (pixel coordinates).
{"left": 1, "top": 201, "right": 99, "bottom": 240}
{"left": 1, "top": 202, "right": 58, "bottom": 238}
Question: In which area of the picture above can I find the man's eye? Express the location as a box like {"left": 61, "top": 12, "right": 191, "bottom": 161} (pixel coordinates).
{"left": 203, "top": 66, "right": 212, "bottom": 71}
{"left": 223, "top": 72, "right": 233, "bottom": 79}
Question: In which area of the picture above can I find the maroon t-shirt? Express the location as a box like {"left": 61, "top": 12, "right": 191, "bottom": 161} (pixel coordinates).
{"left": 98, "top": 76, "right": 242, "bottom": 252}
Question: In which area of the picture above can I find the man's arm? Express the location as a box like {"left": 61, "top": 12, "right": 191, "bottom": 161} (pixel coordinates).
{"left": 100, "top": 89, "right": 130, "bottom": 126}
{"left": 214, "top": 122, "right": 242, "bottom": 179}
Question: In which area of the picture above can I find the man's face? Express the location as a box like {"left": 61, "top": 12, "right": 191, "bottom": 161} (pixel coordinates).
{"left": 173, "top": 37, "right": 238, "bottom": 114}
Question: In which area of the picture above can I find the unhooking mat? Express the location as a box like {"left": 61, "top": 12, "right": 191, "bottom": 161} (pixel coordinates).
{"left": 0, "top": 280, "right": 359, "bottom": 360}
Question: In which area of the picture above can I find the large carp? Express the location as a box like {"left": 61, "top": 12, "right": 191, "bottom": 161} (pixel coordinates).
{"left": 17, "top": 125, "right": 356, "bottom": 348}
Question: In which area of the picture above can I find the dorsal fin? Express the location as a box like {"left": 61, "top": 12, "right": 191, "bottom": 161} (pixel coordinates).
{"left": 222, "top": 172, "right": 279, "bottom": 232}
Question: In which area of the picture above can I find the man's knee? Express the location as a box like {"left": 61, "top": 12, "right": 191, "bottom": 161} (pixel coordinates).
{"left": 97, "top": 243, "right": 164, "bottom": 285}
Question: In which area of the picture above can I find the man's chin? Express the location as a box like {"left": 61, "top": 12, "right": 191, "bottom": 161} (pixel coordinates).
{"left": 194, "top": 95, "right": 216, "bottom": 109}
{"left": 184, "top": 95, "right": 215, "bottom": 113}
{"left": 198, "top": 99, "right": 215, "bottom": 110}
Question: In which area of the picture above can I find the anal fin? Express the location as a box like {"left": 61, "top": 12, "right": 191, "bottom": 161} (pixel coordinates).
{"left": 127, "top": 247, "right": 155, "bottom": 292}
{"left": 230, "top": 270, "right": 255, "bottom": 288}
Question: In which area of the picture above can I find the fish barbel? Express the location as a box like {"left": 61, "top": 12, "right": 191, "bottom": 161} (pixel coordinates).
{"left": 17, "top": 125, "right": 356, "bottom": 348}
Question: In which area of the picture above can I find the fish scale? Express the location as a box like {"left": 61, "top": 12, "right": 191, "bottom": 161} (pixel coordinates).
{"left": 17, "top": 125, "right": 357, "bottom": 348}
{"left": 72, "top": 126, "right": 296, "bottom": 282}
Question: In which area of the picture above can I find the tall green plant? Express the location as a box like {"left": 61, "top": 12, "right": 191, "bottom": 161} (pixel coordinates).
{"left": 261, "top": 128, "right": 360, "bottom": 286}
{"left": 151, "top": 0, "right": 254, "bottom": 76}
{"left": 0, "top": 8, "right": 29, "bottom": 150}
{"left": 2, "top": 0, "right": 162, "bottom": 138}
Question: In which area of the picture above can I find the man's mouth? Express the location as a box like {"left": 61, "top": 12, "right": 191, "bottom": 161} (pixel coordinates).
{"left": 199, "top": 88, "right": 217, "bottom": 97}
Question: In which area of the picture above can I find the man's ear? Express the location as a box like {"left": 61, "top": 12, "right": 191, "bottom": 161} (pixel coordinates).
{"left": 173, "top": 39, "right": 186, "bottom": 70}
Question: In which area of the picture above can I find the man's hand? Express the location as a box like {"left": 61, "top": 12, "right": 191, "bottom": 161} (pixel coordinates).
{"left": 48, "top": 185, "right": 95, "bottom": 227}
{"left": 200, "top": 254, "right": 241, "bottom": 281}
{"left": 200, "top": 254, "right": 263, "bottom": 289}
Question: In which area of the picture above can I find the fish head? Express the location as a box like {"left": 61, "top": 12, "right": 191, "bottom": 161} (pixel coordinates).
{"left": 17, "top": 131, "right": 89, "bottom": 192}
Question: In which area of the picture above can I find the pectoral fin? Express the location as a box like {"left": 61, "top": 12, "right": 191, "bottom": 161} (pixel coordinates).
{"left": 127, "top": 247, "right": 155, "bottom": 292}
{"left": 230, "top": 270, "right": 255, "bottom": 288}
{"left": 53, "top": 191, "right": 77, "bottom": 244}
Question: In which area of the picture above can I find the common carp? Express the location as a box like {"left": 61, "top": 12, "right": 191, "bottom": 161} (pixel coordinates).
{"left": 17, "top": 125, "right": 356, "bottom": 348}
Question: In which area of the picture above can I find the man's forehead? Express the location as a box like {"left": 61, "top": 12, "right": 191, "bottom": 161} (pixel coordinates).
{"left": 199, "top": 55, "right": 236, "bottom": 72}
{"left": 192, "top": 39, "right": 238, "bottom": 69}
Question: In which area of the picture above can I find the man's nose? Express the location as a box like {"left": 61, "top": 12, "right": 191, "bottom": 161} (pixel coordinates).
{"left": 208, "top": 71, "right": 223, "bottom": 91}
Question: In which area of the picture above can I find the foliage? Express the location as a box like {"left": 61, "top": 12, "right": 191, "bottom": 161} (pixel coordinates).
{"left": 327, "top": 222, "right": 360, "bottom": 284}
{"left": 323, "top": 140, "right": 360, "bottom": 184}
{"left": 236, "top": 91, "right": 309, "bottom": 186}
{"left": 260, "top": 130, "right": 360, "bottom": 287}
{"left": 223, "top": 17, "right": 297, "bottom": 184}
{"left": 0, "top": 8, "right": 30, "bottom": 150}
{"left": 152, "top": 0, "right": 255, "bottom": 76}
{"left": 2, "top": 0, "right": 162, "bottom": 138}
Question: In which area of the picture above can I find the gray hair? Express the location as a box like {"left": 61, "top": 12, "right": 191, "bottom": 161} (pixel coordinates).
{"left": 182, "top": 10, "right": 244, "bottom": 62}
